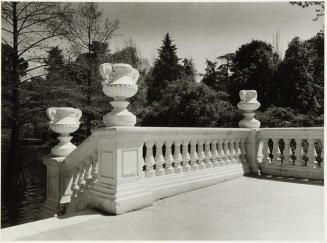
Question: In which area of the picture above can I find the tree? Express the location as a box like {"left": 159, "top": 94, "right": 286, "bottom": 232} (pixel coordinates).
{"left": 181, "top": 58, "right": 196, "bottom": 81}
{"left": 1, "top": 2, "right": 72, "bottom": 185}
{"left": 44, "top": 46, "right": 65, "bottom": 78}
{"left": 257, "top": 106, "right": 322, "bottom": 128}
{"left": 216, "top": 53, "right": 235, "bottom": 92}
{"left": 202, "top": 59, "right": 219, "bottom": 90}
{"left": 142, "top": 78, "right": 240, "bottom": 127}
{"left": 147, "top": 33, "right": 182, "bottom": 102}
{"left": 276, "top": 34, "right": 324, "bottom": 115}
{"left": 228, "top": 40, "right": 275, "bottom": 108}
{"left": 62, "top": 2, "right": 119, "bottom": 136}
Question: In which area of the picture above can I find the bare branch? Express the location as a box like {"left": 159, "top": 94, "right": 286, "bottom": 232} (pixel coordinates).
{"left": 2, "top": 37, "right": 10, "bottom": 44}
{"left": 24, "top": 57, "right": 47, "bottom": 63}
{"left": 19, "top": 30, "right": 53, "bottom": 35}
{"left": 21, "top": 73, "right": 46, "bottom": 82}
{"left": 16, "top": 2, "right": 34, "bottom": 18}
{"left": 18, "top": 34, "right": 61, "bottom": 57}
{"left": 24, "top": 64, "right": 48, "bottom": 73}
{"left": 1, "top": 28, "right": 13, "bottom": 34}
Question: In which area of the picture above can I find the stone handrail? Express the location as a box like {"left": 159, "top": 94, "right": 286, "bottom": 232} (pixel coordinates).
{"left": 257, "top": 127, "right": 324, "bottom": 180}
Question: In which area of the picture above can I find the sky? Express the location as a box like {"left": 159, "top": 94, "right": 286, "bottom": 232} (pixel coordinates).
{"left": 98, "top": 1, "right": 323, "bottom": 74}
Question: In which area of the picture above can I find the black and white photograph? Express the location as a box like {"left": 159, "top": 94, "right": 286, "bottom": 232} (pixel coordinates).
{"left": 0, "top": 1, "right": 324, "bottom": 240}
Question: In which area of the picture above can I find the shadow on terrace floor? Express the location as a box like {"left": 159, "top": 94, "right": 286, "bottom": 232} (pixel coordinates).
{"left": 246, "top": 174, "right": 324, "bottom": 186}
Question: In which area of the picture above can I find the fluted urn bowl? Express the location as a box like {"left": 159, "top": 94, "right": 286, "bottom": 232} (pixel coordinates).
{"left": 237, "top": 102, "right": 261, "bottom": 112}
{"left": 47, "top": 107, "right": 82, "bottom": 134}
{"left": 102, "top": 84, "right": 138, "bottom": 99}
{"left": 237, "top": 90, "right": 261, "bottom": 112}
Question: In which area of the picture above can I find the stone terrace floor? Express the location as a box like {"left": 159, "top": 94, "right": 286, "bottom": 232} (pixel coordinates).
{"left": 1, "top": 176, "right": 324, "bottom": 241}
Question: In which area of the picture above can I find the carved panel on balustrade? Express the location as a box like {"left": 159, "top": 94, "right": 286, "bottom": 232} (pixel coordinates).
{"left": 122, "top": 149, "right": 139, "bottom": 177}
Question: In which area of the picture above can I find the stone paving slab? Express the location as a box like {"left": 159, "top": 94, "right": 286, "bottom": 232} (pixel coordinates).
{"left": 1, "top": 176, "right": 324, "bottom": 240}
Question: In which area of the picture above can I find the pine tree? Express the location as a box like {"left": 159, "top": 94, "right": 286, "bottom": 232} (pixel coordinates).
{"left": 182, "top": 58, "right": 196, "bottom": 80}
{"left": 147, "top": 33, "right": 182, "bottom": 102}
{"left": 202, "top": 59, "right": 219, "bottom": 89}
{"left": 45, "top": 47, "right": 65, "bottom": 79}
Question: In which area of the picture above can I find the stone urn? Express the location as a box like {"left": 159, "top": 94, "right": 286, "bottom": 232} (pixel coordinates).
{"left": 237, "top": 90, "right": 261, "bottom": 128}
{"left": 99, "top": 63, "right": 139, "bottom": 127}
{"left": 46, "top": 107, "right": 82, "bottom": 157}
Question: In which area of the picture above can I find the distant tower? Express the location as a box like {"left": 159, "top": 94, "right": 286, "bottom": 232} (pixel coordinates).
{"left": 272, "top": 31, "right": 283, "bottom": 60}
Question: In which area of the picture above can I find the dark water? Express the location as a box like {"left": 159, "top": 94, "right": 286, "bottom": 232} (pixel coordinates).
{"left": 1, "top": 146, "right": 48, "bottom": 228}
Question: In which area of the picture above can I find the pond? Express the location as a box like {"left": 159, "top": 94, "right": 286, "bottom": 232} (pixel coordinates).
{"left": 1, "top": 146, "right": 48, "bottom": 228}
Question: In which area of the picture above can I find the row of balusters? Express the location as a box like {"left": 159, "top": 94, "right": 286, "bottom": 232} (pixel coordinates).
{"left": 261, "top": 138, "right": 324, "bottom": 168}
{"left": 71, "top": 157, "right": 99, "bottom": 199}
{"left": 143, "top": 137, "right": 247, "bottom": 178}
{"left": 69, "top": 137, "right": 247, "bottom": 199}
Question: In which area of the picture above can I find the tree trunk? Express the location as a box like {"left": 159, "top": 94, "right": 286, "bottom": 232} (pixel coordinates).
{"left": 86, "top": 38, "right": 92, "bottom": 136}
{"left": 6, "top": 2, "right": 26, "bottom": 187}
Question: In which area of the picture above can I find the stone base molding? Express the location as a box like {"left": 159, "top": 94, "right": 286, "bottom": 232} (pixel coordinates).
{"left": 147, "top": 163, "right": 243, "bottom": 202}
{"left": 260, "top": 163, "right": 324, "bottom": 180}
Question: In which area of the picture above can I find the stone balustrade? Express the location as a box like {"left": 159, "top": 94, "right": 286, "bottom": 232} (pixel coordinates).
{"left": 258, "top": 127, "right": 324, "bottom": 180}
{"left": 66, "top": 127, "right": 250, "bottom": 215}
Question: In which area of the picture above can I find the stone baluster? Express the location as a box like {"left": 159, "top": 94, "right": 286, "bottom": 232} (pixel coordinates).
{"left": 173, "top": 140, "right": 183, "bottom": 173}
{"left": 145, "top": 141, "right": 155, "bottom": 177}
{"left": 84, "top": 162, "right": 93, "bottom": 187}
{"left": 204, "top": 139, "right": 213, "bottom": 168}
{"left": 211, "top": 139, "right": 219, "bottom": 167}
{"left": 240, "top": 138, "right": 247, "bottom": 164}
{"left": 71, "top": 168, "right": 80, "bottom": 199}
{"left": 197, "top": 140, "right": 206, "bottom": 169}
{"left": 91, "top": 160, "right": 98, "bottom": 184}
{"left": 271, "top": 138, "right": 281, "bottom": 164}
{"left": 164, "top": 141, "right": 174, "bottom": 174}
{"left": 306, "top": 139, "right": 317, "bottom": 168}
{"left": 228, "top": 138, "right": 236, "bottom": 164}
{"left": 155, "top": 141, "right": 165, "bottom": 176}
{"left": 217, "top": 139, "right": 225, "bottom": 166}
{"left": 182, "top": 139, "right": 191, "bottom": 172}
{"left": 283, "top": 138, "right": 291, "bottom": 166}
{"left": 234, "top": 138, "right": 241, "bottom": 164}
{"left": 294, "top": 139, "right": 304, "bottom": 166}
{"left": 223, "top": 139, "right": 231, "bottom": 165}
{"left": 77, "top": 167, "right": 86, "bottom": 192}
{"left": 261, "top": 138, "right": 270, "bottom": 163}
{"left": 190, "top": 139, "right": 199, "bottom": 170}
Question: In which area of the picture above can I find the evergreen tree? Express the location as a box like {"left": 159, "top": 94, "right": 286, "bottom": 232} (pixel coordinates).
{"left": 181, "top": 58, "right": 196, "bottom": 80}
{"left": 147, "top": 33, "right": 182, "bottom": 102}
